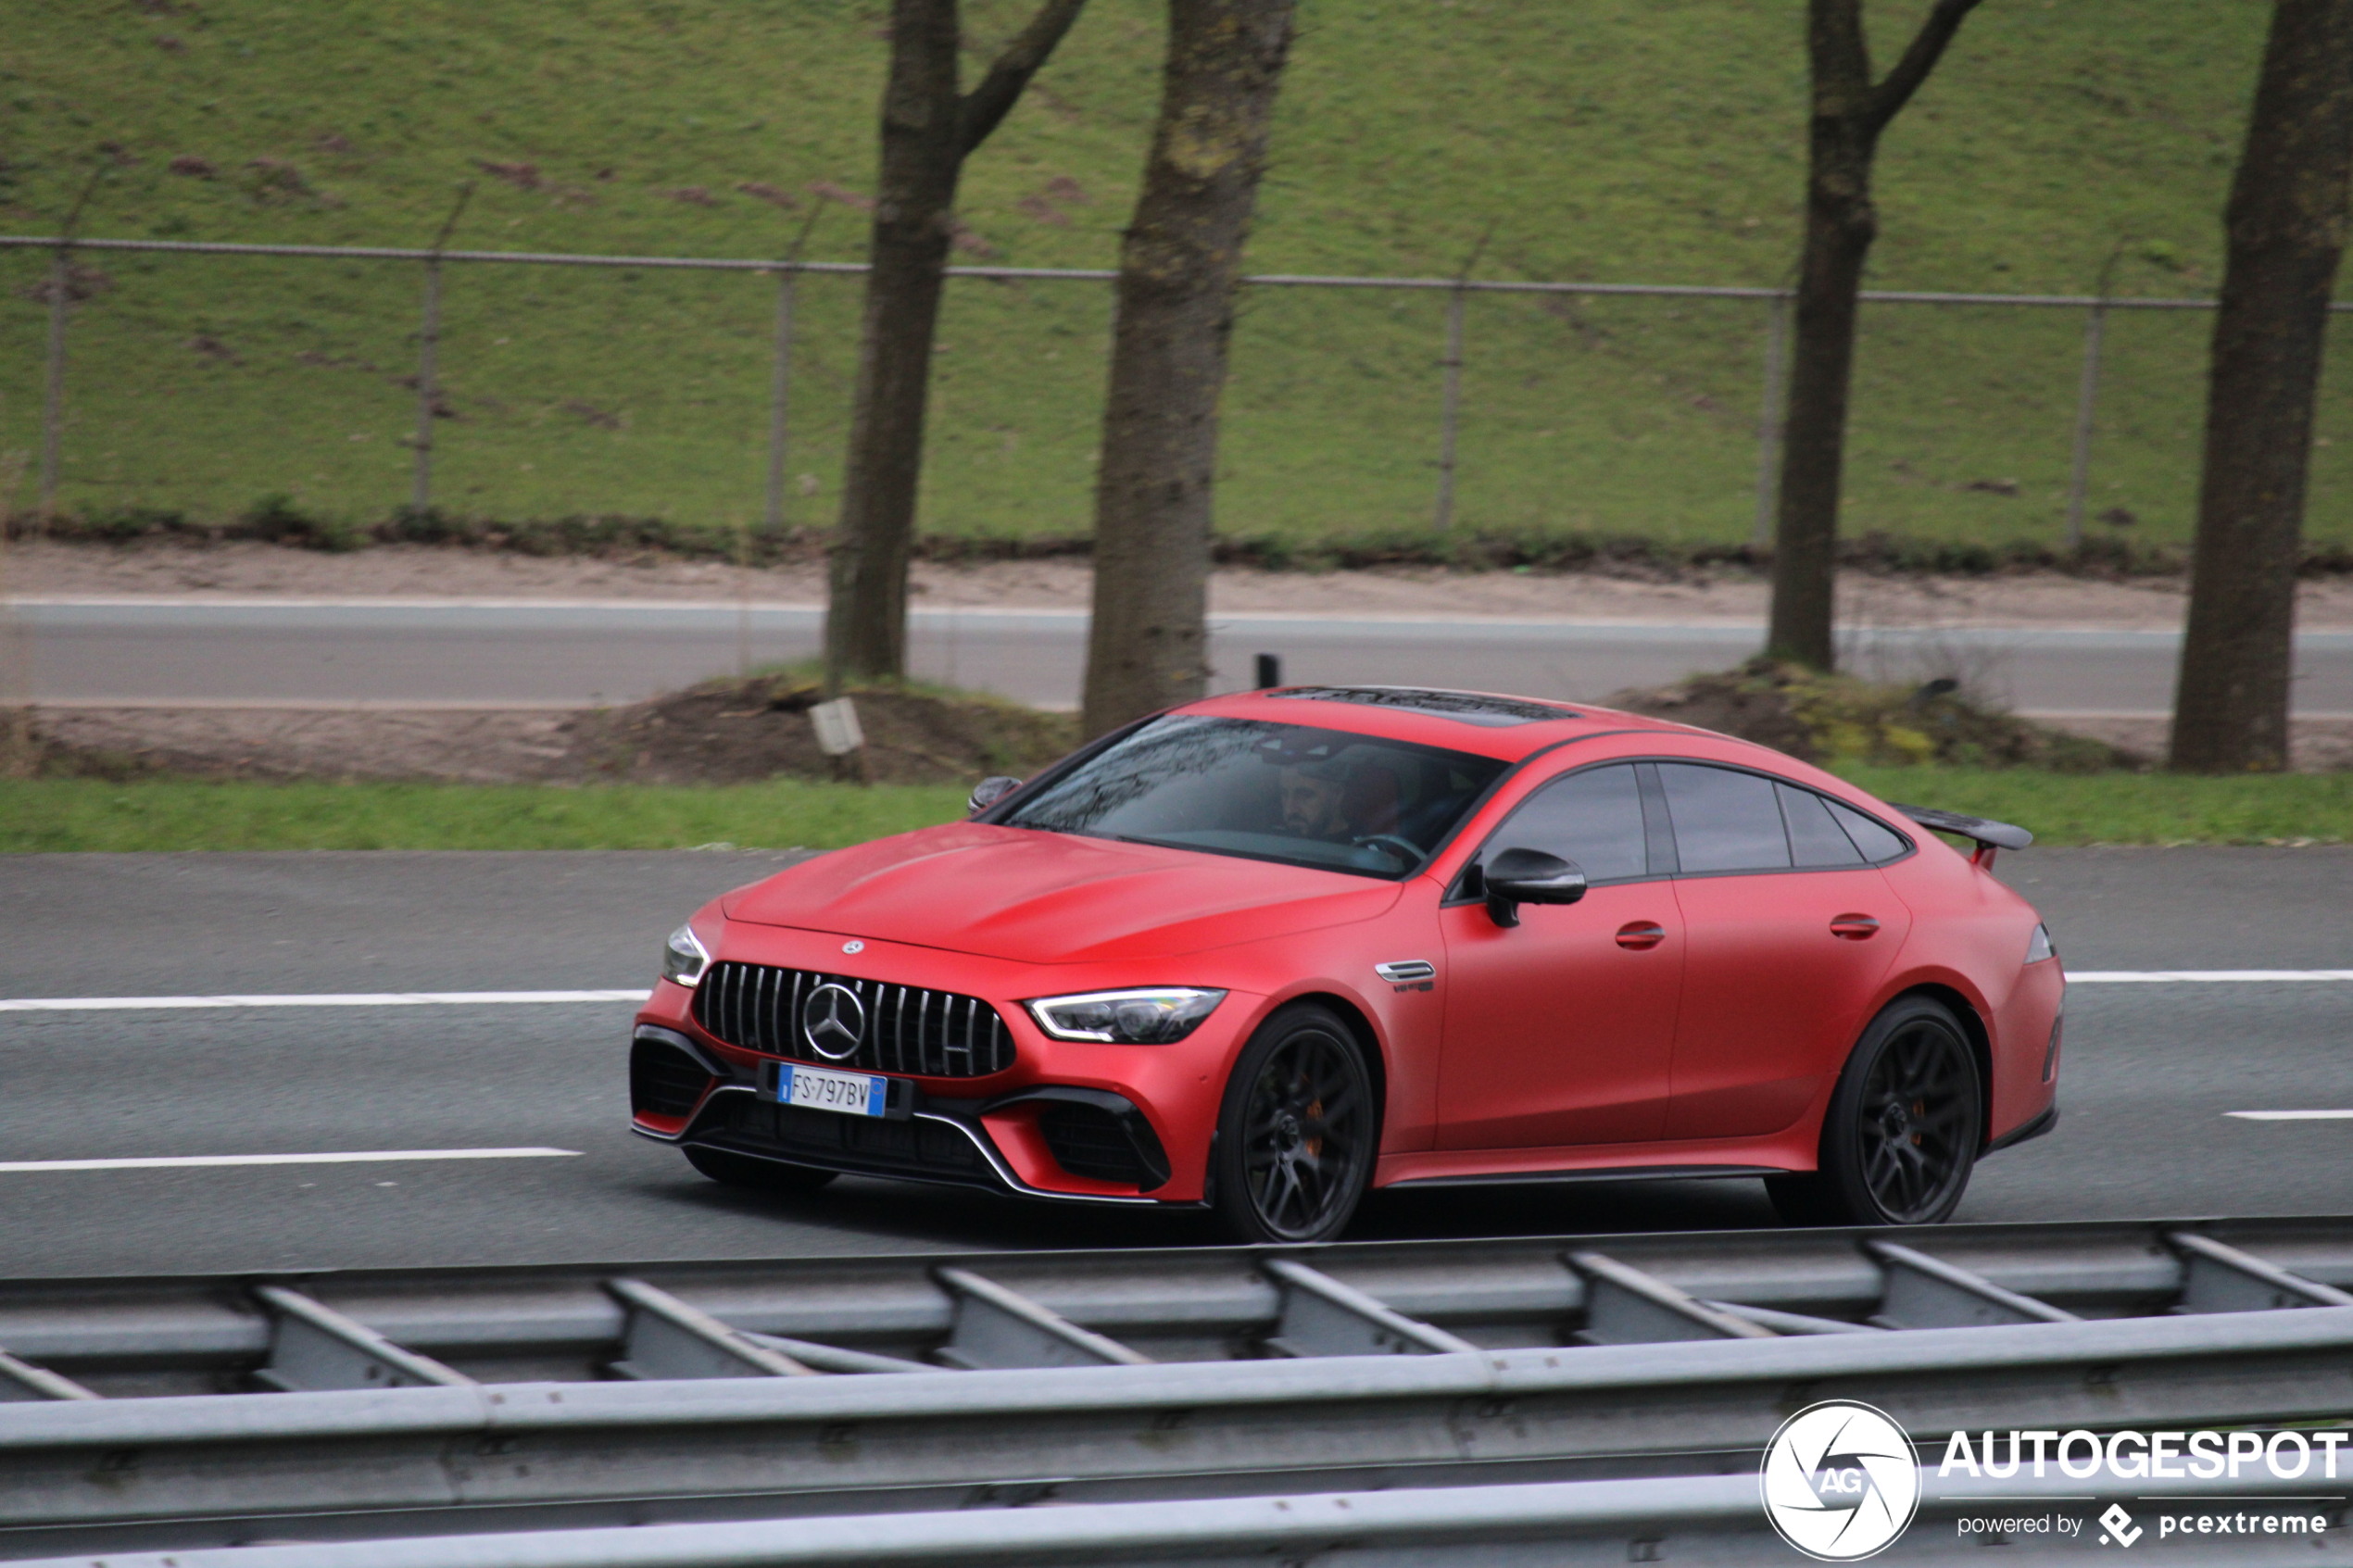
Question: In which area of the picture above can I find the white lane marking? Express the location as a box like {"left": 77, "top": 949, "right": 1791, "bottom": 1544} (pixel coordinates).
{"left": 0, "top": 1148, "right": 582, "bottom": 1173}
{"left": 2226, "top": 1110, "right": 2353, "bottom": 1122}
{"left": 2070, "top": 971, "right": 2353, "bottom": 984}
{"left": 0, "top": 990, "right": 647, "bottom": 1012}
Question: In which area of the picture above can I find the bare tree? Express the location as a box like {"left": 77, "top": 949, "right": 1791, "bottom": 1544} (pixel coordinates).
{"left": 1765, "top": 0, "right": 1982, "bottom": 671}
{"left": 1079, "top": 0, "right": 1298, "bottom": 737}
{"left": 2171, "top": 1, "right": 2353, "bottom": 773}
{"left": 824, "top": 0, "right": 1088, "bottom": 687}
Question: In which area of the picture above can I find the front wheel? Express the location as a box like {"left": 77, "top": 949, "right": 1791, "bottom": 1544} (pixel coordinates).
{"left": 1210, "top": 1003, "right": 1378, "bottom": 1244}
{"left": 1768, "top": 996, "right": 1982, "bottom": 1227}
{"left": 684, "top": 1144, "right": 838, "bottom": 1197}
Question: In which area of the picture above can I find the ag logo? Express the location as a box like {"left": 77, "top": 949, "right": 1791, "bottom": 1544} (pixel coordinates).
{"left": 799, "top": 983, "right": 866, "bottom": 1060}
{"left": 1760, "top": 1400, "right": 1920, "bottom": 1561}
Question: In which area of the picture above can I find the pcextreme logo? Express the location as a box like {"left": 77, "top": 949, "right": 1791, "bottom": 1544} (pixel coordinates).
{"left": 1761, "top": 1400, "right": 1923, "bottom": 1561}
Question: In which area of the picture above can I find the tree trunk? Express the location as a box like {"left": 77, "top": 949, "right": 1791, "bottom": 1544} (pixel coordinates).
{"left": 1080, "top": 0, "right": 1298, "bottom": 738}
{"left": 2171, "top": 0, "right": 2353, "bottom": 773}
{"left": 1766, "top": 0, "right": 1981, "bottom": 671}
{"left": 825, "top": 0, "right": 1088, "bottom": 687}
{"left": 1768, "top": 116, "right": 1875, "bottom": 671}
{"left": 825, "top": 0, "right": 960, "bottom": 686}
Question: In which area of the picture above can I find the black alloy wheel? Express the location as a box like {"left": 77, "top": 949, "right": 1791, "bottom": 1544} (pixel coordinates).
{"left": 684, "top": 1144, "right": 839, "bottom": 1197}
{"left": 1768, "top": 997, "right": 1982, "bottom": 1227}
{"left": 1211, "top": 1002, "right": 1378, "bottom": 1244}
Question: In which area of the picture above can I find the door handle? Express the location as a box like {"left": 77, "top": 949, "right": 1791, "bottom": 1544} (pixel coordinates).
{"left": 1831, "top": 914, "right": 1881, "bottom": 940}
{"left": 1616, "top": 921, "right": 1667, "bottom": 950}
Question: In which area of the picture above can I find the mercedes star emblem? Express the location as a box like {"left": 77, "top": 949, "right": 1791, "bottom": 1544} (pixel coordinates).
{"left": 842, "top": 940, "right": 864, "bottom": 954}
{"left": 800, "top": 983, "right": 866, "bottom": 1060}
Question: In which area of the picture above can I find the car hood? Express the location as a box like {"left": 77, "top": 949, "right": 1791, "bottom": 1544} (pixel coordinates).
{"left": 724, "top": 822, "right": 1404, "bottom": 963}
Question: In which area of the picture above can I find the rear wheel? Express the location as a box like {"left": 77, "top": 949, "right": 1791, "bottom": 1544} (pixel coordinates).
{"left": 1210, "top": 1003, "right": 1378, "bottom": 1244}
{"left": 1768, "top": 997, "right": 1982, "bottom": 1227}
{"left": 684, "top": 1145, "right": 838, "bottom": 1196}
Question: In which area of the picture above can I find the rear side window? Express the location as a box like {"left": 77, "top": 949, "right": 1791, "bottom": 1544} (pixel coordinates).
{"left": 1657, "top": 763, "right": 1792, "bottom": 874}
{"left": 1827, "top": 797, "right": 1910, "bottom": 863}
{"left": 1489, "top": 763, "right": 1648, "bottom": 883}
{"left": 1778, "top": 783, "right": 1866, "bottom": 868}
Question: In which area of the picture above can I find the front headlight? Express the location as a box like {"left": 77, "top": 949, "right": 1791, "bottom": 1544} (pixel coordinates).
{"left": 662, "top": 923, "right": 711, "bottom": 987}
{"left": 1026, "top": 987, "right": 1227, "bottom": 1044}
{"left": 2026, "top": 922, "right": 2056, "bottom": 964}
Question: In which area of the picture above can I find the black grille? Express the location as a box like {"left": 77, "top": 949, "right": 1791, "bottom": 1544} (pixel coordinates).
{"left": 704, "top": 1096, "right": 987, "bottom": 1181}
{"left": 1038, "top": 1103, "right": 1159, "bottom": 1186}
{"left": 693, "top": 962, "right": 1016, "bottom": 1079}
{"left": 631, "top": 1037, "right": 713, "bottom": 1118}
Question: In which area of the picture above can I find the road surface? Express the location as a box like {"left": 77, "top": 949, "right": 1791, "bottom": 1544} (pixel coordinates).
{"left": 1, "top": 847, "right": 2347, "bottom": 1277}
{"left": 13, "top": 598, "right": 2353, "bottom": 716}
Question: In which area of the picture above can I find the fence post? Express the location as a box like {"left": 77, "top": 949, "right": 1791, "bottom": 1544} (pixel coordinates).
{"left": 409, "top": 185, "right": 472, "bottom": 520}
{"left": 1750, "top": 291, "right": 1790, "bottom": 549}
{"left": 2063, "top": 297, "right": 2106, "bottom": 552}
{"left": 37, "top": 245, "right": 69, "bottom": 533}
{"left": 1433, "top": 282, "right": 1466, "bottom": 533}
{"left": 409, "top": 259, "right": 442, "bottom": 516}
{"left": 763, "top": 266, "right": 796, "bottom": 537}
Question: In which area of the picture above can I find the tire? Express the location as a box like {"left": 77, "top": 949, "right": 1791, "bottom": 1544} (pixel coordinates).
{"left": 1210, "top": 1002, "right": 1378, "bottom": 1245}
{"left": 683, "top": 1144, "right": 839, "bottom": 1197}
{"left": 1768, "top": 996, "right": 1983, "bottom": 1227}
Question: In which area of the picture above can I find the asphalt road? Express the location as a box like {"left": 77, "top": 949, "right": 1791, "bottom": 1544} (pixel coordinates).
{"left": 17, "top": 599, "right": 2353, "bottom": 715}
{"left": 0, "top": 847, "right": 2347, "bottom": 1278}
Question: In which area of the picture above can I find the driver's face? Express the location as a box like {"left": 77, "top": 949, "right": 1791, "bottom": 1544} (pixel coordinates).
{"left": 1279, "top": 770, "right": 1346, "bottom": 837}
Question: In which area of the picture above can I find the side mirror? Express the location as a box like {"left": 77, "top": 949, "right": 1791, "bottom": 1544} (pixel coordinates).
{"left": 1484, "top": 847, "right": 1587, "bottom": 928}
{"left": 968, "top": 775, "right": 1025, "bottom": 814}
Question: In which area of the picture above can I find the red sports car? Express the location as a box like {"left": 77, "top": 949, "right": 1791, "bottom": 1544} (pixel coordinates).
{"left": 631, "top": 685, "right": 2062, "bottom": 1242}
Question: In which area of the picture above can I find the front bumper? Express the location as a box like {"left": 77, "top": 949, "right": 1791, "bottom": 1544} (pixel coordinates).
{"left": 633, "top": 1025, "right": 1176, "bottom": 1207}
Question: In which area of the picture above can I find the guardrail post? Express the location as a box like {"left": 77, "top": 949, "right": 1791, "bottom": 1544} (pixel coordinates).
{"left": 1750, "top": 291, "right": 1790, "bottom": 549}
{"left": 0, "top": 1345, "right": 99, "bottom": 1401}
{"left": 37, "top": 244, "right": 69, "bottom": 533}
{"left": 606, "top": 1277, "right": 820, "bottom": 1379}
{"left": 249, "top": 1286, "right": 477, "bottom": 1392}
{"left": 1865, "top": 1240, "right": 2080, "bottom": 1330}
{"left": 932, "top": 1266, "right": 1154, "bottom": 1370}
{"left": 2062, "top": 296, "right": 2107, "bottom": 551}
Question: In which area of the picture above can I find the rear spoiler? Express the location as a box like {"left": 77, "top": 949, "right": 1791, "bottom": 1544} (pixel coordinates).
{"left": 1893, "top": 804, "right": 2033, "bottom": 867}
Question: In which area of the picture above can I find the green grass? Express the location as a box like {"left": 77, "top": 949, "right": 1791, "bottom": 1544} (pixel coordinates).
{"left": 0, "top": 778, "right": 970, "bottom": 852}
{"left": 6, "top": 1, "right": 2347, "bottom": 558}
{"left": 1835, "top": 766, "right": 2353, "bottom": 847}
{"left": 7, "top": 770, "right": 2350, "bottom": 853}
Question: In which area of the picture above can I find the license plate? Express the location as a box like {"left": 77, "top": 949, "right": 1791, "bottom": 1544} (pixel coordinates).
{"left": 777, "top": 1062, "right": 888, "bottom": 1119}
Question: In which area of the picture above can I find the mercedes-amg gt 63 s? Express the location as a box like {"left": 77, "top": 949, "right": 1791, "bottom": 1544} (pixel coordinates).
{"left": 630, "top": 685, "right": 2062, "bottom": 1242}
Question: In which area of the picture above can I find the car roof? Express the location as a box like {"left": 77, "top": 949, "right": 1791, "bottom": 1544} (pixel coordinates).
{"left": 1174, "top": 685, "right": 1738, "bottom": 764}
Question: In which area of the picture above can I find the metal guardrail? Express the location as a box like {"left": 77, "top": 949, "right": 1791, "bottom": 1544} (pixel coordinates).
{"left": 15, "top": 1466, "right": 2349, "bottom": 1568}
{"left": 2, "top": 1219, "right": 2352, "bottom": 1556}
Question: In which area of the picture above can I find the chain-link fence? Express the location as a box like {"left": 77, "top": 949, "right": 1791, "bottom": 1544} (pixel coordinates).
{"left": 6, "top": 232, "right": 2351, "bottom": 558}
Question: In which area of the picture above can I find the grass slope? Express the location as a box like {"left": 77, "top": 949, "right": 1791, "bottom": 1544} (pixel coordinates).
{"left": 5, "top": 0, "right": 2345, "bottom": 556}
{"left": 7, "top": 770, "right": 2348, "bottom": 853}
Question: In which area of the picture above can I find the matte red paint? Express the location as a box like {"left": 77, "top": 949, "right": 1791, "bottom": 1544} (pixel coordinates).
{"left": 632, "top": 692, "right": 2062, "bottom": 1208}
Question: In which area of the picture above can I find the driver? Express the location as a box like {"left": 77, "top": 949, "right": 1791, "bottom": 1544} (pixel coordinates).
{"left": 1279, "top": 756, "right": 1406, "bottom": 844}
{"left": 1278, "top": 761, "right": 1351, "bottom": 839}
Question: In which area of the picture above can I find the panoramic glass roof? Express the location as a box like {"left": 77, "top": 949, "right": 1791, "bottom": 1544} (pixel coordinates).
{"left": 1269, "top": 686, "right": 1581, "bottom": 727}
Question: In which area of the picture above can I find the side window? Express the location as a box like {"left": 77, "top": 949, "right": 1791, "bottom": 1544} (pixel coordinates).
{"left": 1657, "top": 763, "right": 1792, "bottom": 874}
{"left": 1778, "top": 783, "right": 1865, "bottom": 868}
{"left": 1825, "top": 797, "right": 1910, "bottom": 863}
{"left": 1489, "top": 763, "right": 1648, "bottom": 883}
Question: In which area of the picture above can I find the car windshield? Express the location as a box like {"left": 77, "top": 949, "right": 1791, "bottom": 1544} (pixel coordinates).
{"left": 999, "top": 716, "right": 1510, "bottom": 879}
